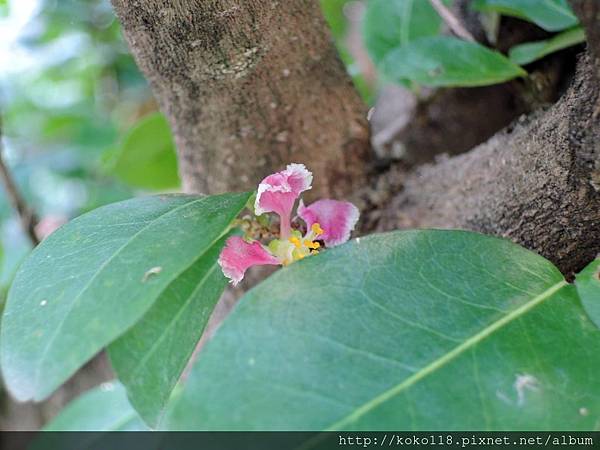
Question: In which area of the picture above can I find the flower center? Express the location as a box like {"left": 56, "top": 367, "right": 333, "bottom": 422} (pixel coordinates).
{"left": 267, "top": 223, "right": 324, "bottom": 266}
{"left": 287, "top": 222, "right": 323, "bottom": 261}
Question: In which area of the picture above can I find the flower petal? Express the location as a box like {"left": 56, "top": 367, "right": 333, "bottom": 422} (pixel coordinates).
{"left": 254, "top": 164, "right": 313, "bottom": 221}
{"left": 297, "top": 199, "right": 359, "bottom": 247}
{"left": 218, "top": 236, "right": 280, "bottom": 286}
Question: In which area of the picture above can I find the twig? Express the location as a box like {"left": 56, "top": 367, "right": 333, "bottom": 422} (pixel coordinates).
{"left": 429, "top": 0, "right": 476, "bottom": 42}
{"left": 0, "top": 128, "right": 40, "bottom": 246}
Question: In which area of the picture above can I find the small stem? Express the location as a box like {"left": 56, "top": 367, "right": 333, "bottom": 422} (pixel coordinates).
{"left": 279, "top": 211, "right": 291, "bottom": 239}
{"left": 0, "top": 135, "right": 40, "bottom": 246}
{"left": 429, "top": 0, "right": 476, "bottom": 42}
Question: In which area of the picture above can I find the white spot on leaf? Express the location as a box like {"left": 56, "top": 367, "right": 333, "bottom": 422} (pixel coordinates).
{"left": 100, "top": 382, "right": 115, "bottom": 392}
{"left": 514, "top": 373, "right": 539, "bottom": 406}
{"left": 142, "top": 266, "right": 163, "bottom": 282}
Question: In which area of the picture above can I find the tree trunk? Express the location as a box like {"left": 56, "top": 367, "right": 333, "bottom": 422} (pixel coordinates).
{"left": 378, "top": 1, "right": 600, "bottom": 276}
{"left": 111, "top": 0, "right": 371, "bottom": 198}
{"left": 380, "top": 56, "right": 599, "bottom": 275}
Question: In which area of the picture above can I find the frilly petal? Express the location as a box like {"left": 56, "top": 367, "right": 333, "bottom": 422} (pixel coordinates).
{"left": 297, "top": 199, "right": 359, "bottom": 247}
{"left": 218, "top": 236, "right": 280, "bottom": 286}
{"left": 254, "top": 163, "right": 313, "bottom": 218}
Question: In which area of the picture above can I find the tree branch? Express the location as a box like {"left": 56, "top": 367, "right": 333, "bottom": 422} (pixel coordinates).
{"left": 0, "top": 126, "right": 39, "bottom": 246}
{"left": 372, "top": 0, "right": 600, "bottom": 276}
{"left": 379, "top": 55, "right": 599, "bottom": 275}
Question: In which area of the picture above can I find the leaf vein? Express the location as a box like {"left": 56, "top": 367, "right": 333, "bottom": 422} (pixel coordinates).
{"left": 324, "top": 280, "right": 568, "bottom": 430}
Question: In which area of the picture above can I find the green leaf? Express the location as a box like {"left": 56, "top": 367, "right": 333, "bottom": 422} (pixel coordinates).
{"left": 108, "top": 232, "right": 231, "bottom": 428}
{"left": 111, "top": 113, "right": 180, "bottom": 190}
{"left": 42, "top": 382, "right": 147, "bottom": 431}
{"left": 380, "top": 36, "right": 527, "bottom": 87}
{"left": 576, "top": 258, "right": 600, "bottom": 329}
{"left": 0, "top": 192, "right": 250, "bottom": 402}
{"left": 473, "top": 0, "right": 578, "bottom": 32}
{"left": 509, "top": 27, "right": 585, "bottom": 65}
{"left": 166, "top": 230, "right": 600, "bottom": 430}
{"left": 320, "top": 0, "right": 353, "bottom": 41}
{"left": 363, "top": 0, "right": 443, "bottom": 65}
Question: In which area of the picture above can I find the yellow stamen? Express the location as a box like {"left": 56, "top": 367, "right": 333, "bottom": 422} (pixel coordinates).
{"left": 305, "top": 241, "right": 320, "bottom": 250}
{"left": 289, "top": 237, "right": 302, "bottom": 249}
{"left": 311, "top": 223, "right": 324, "bottom": 236}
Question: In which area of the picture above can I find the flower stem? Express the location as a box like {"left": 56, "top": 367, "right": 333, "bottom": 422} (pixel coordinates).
{"left": 279, "top": 211, "right": 291, "bottom": 239}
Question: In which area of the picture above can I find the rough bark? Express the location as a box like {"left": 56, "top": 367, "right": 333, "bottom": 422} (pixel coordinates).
{"left": 379, "top": 1, "right": 600, "bottom": 275}
{"left": 110, "top": 0, "right": 371, "bottom": 198}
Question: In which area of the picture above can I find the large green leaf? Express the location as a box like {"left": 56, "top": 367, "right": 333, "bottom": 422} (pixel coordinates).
{"left": 363, "top": 0, "right": 443, "bottom": 65}
{"left": 380, "top": 36, "right": 527, "bottom": 87}
{"left": 108, "top": 232, "right": 231, "bottom": 427}
{"left": 0, "top": 192, "right": 250, "bottom": 402}
{"left": 43, "top": 382, "right": 147, "bottom": 431}
{"left": 473, "top": 0, "right": 578, "bottom": 32}
{"left": 576, "top": 258, "right": 600, "bottom": 329}
{"left": 111, "top": 113, "right": 180, "bottom": 190}
{"left": 509, "top": 27, "right": 585, "bottom": 65}
{"left": 166, "top": 230, "right": 600, "bottom": 430}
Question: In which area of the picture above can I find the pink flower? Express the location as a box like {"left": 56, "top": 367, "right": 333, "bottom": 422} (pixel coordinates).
{"left": 218, "top": 236, "right": 280, "bottom": 286}
{"left": 297, "top": 199, "right": 359, "bottom": 247}
{"left": 255, "top": 163, "right": 312, "bottom": 238}
{"left": 218, "top": 164, "right": 360, "bottom": 285}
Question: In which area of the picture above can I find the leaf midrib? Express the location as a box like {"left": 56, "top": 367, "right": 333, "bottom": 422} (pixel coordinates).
{"left": 325, "top": 279, "right": 568, "bottom": 430}
{"left": 33, "top": 196, "right": 210, "bottom": 396}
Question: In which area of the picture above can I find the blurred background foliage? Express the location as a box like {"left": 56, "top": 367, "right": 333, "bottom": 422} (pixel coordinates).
{"left": 0, "top": 0, "right": 366, "bottom": 295}
{"left": 0, "top": 0, "right": 170, "bottom": 290}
